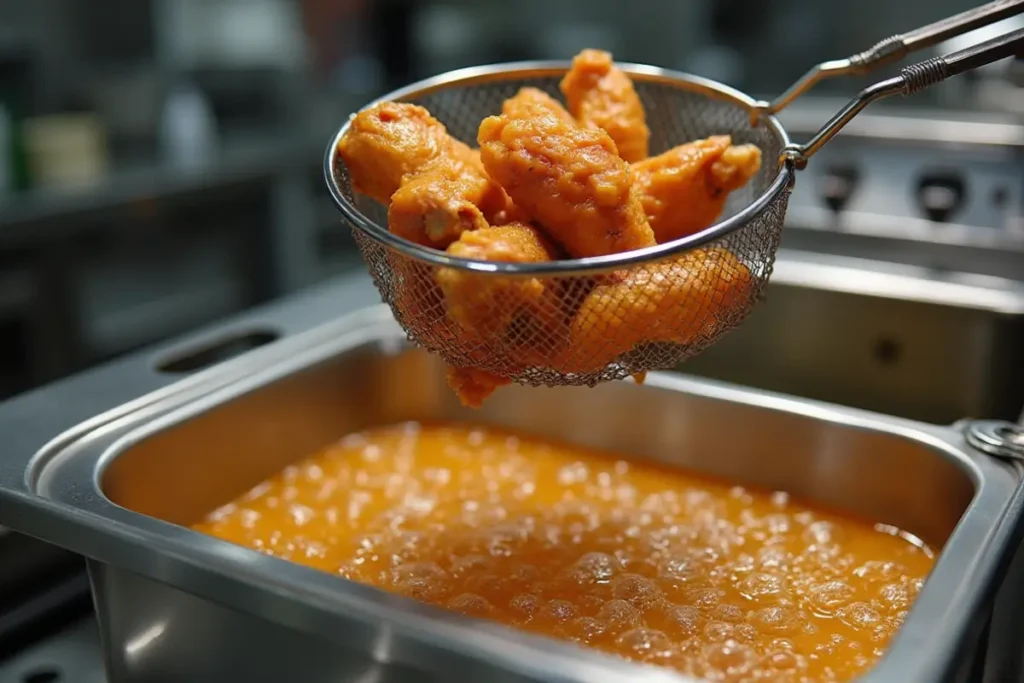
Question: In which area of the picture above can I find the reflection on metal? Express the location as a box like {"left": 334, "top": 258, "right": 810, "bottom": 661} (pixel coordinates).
{"left": 755, "top": 0, "right": 1024, "bottom": 118}
{"left": 124, "top": 620, "right": 167, "bottom": 664}
{"left": 779, "top": 104, "right": 1024, "bottom": 149}
{"left": 967, "top": 420, "right": 1024, "bottom": 461}
{"left": 0, "top": 289, "right": 1021, "bottom": 681}
{"left": 682, "top": 249, "right": 1024, "bottom": 425}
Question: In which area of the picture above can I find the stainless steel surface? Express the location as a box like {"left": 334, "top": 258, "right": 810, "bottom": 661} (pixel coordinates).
{"left": 681, "top": 249, "right": 1024, "bottom": 424}
{"left": 774, "top": 101, "right": 1024, "bottom": 272}
{"left": 326, "top": 62, "right": 790, "bottom": 387}
{"left": 778, "top": 100, "right": 1024, "bottom": 148}
{"left": 757, "top": 0, "right": 1024, "bottom": 117}
{"left": 0, "top": 618, "right": 105, "bottom": 683}
{"left": 774, "top": 97, "right": 1024, "bottom": 258}
{"left": 740, "top": 6, "right": 1024, "bottom": 289}
{"left": 968, "top": 420, "right": 1024, "bottom": 460}
{"left": 775, "top": 28, "right": 1024, "bottom": 167}
{"left": 0, "top": 282, "right": 1022, "bottom": 682}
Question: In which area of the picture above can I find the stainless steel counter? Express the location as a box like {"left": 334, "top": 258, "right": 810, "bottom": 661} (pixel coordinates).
{"left": 1, "top": 298, "right": 1023, "bottom": 683}
{"left": 0, "top": 271, "right": 382, "bottom": 683}
{"left": 0, "top": 250, "right": 1022, "bottom": 681}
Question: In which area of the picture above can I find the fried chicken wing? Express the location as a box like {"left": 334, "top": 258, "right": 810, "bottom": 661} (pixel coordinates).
{"left": 478, "top": 111, "right": 656, "bottom": 258}
{"left": 436, "top": 222, "right": 560, "bottom": 343}
{"left": 393, "top": 223, "right": 561, "bottom": 408}
{"left": 397, "top": 286, "right": 500, "bottom": 392}
{"left": 445, "top": 367, "right": 511, "bottom": 409}
{"left": 560, "top": 49, "right": 650, "bottom": 163}
{"left": 449, "top": 142, "right": 531, "bottom": 225}
{"left": 388, "top": 161, "right": 497, "bottom": 248}
{"left": 392, "top": 256, "right": 508, "bottom": 407}
{"left": 339, "top": 101, "right": 519, "bottom": 247}
{"left": 341, "top": 62, "right": 763, "bottom": 402}
{"left": 337, "top": 102, "right": 453, "bottom": 204}
{"left": 555, "top": 247, "right": 753, "bottom": 374}
{"left": 633, "top": 136, "right": 763, "bottom": 243}
{"left": 502, "top": 87, "right": 575, "bottom": 124}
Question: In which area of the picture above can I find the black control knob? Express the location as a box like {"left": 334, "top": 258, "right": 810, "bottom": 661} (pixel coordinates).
{"left": 819, "top": 164, "right": 860, "bottom": 213}
{"left": 916, "top": 171, "right": 967, "bottom": 223}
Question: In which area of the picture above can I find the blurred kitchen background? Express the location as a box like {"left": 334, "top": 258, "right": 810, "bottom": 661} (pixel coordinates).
{"left": 1, "top": 0, "right": 1023, "bottom": 407}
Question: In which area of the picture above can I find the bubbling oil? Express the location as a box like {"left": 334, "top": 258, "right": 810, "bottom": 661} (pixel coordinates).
{"left": 194, "top": 422, "right": 933, "bottom": 682}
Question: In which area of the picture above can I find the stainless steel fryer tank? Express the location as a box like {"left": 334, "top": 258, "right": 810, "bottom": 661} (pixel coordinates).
{"left": 680, "top": 250, "right": 1024, "bottom": 425}
{"left": 0, "top": 275, "right": 1023, "bottom": 683}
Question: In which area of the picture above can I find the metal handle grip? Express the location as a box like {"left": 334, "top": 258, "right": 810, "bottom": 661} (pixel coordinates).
{"left": 902, "top": 0, "right": 1024, "bottom": 52}
{"left": 782, "top": 26, "right": 1024, "bottom": 168}
{"left": 756, "top": 0, "right": 1024, "bottom": 118}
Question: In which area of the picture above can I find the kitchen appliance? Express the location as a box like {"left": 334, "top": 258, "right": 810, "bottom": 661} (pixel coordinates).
{"left": 0, "top": 271, "right": 1022, "bottom": 682}
{"left": 679, "top": 95, "right": 1024, "bottom": 425}
{"left": 4, "top": 6, "right": 1024, "bottom": 679}
{"left": 3, "top": 92, "right": 1024, "bottom": 683}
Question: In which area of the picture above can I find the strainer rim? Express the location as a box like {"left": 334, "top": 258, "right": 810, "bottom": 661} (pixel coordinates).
{"left": 323, "top": 60, "right": 793, "bottom": 276}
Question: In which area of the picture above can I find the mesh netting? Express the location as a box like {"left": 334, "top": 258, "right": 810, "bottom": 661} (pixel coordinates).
{"left": 330, "top": 72, "right": 790, "bottom": 387}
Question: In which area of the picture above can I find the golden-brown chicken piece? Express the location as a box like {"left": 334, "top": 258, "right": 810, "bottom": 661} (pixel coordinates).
{"left": 502, "top": 87, "right": 575, "bottom": 124}
{"left": 449, "top": 138, "right": 486, "bottom": 171}
{"left": 388, "top": 161, "right": 497, "bottom": 249}
{"left": 555, "top": 247, "right": 753, "bottom": 374}
{"left": 339, "top": 101, "right": 519, "bottom": 248}
{"left": 391, "top": 256, "right": 506, "bottom": 407}
{"left": 633, "top": 136, "right": 763, "bottom": 243}
{"left": 560, "top": 49, "right": 650, "bottom": 163}
{"left": 445, "top": 141, "right": 528, "bottom": 226}
{"left": 396, "top": 223, "right": 563, "bottom": 408}
{"left": 448, "top": 143, "right": 528, "bottom": 225}
{"left": 436, "top": 222, "right": 560, "bottom": 337}
{"left": 336, "top": 102, "right": 454, "bottom": 204}
{"left": 445, "top": 367, "right": 511, "bottom": 409}
{"left": 478, "top": 111, "right": 656, "bottom": 258}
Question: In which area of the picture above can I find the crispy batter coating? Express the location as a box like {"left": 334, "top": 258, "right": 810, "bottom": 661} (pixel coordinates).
{"left": 712, "top": 143, "right": 763, "bottom": 193}
{"left": 437, "top": 221, "right": 573, "bottom": 391}
{"left": 449, "top": 138, "right": 486, "bottom": 171}
{"left": 560, "top": 49, "right": 650, "bottom": 163}
{"left": 388, "top": 162, "right": 494, "bottom": 248}
{"left": 391, "top": 254, "right": 495, "bottom": 375}
{"left": 502, "top": 87, "right": 576, "bottom": 124}
{"left": 392, "top": 256, "right": 507, "bottom": 407}
{"left": 436, "top": 222, "right": 560, "bottom": 337}
{"left": 633, "top": 136, "right": 763, "bottom": 243}
{"left": 478, "top": 111, "right": 656, "bottom": 258}
{"left": 448, "top": 142, "right": 529, "bottom": 226}
{"left": 342, "top": 56, "right": 765, "bottom": 401}
{"left": 555, "top": 246, "right": 753, "bottom": 374}
{"left": 397, "top": 223, "right": 564, "bottom": 408}
{"left": 337, "top": 102, "right": 453, "bottom": 204}
{"left": 340, "top": 102, "right": 519, "bottom": 248}
{"left": 445, "top": 366, "right": 511, "bottom": 409}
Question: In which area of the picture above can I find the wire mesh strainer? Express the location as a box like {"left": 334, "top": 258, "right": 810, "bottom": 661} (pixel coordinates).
{"left": 325, "top": 0, "right": 1024, "bottom": 388}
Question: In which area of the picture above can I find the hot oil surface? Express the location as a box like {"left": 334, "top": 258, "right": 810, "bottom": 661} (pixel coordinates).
{"left": 194, "top": 422, "right": 933, "bottom": 682}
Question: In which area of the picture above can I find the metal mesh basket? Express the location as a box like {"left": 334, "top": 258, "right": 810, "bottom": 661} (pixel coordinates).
{"left": 326, "top": 64, "right": 792, "bottom": 387}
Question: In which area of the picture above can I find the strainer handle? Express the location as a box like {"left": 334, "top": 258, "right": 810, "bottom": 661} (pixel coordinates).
{"left": 754, "top": 0, "right": 1024, "bottom": 119}
{"left": 780, "top": 26, "right": 1024, "bottom": 169}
